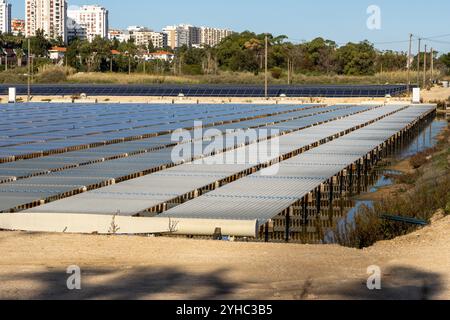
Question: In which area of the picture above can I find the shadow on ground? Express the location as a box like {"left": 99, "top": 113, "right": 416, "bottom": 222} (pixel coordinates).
{"left": 322, "top": 266, "right": 445, "bottom": 300}
{"left": 2, "top": 267, "right": 238, "bottom": 300}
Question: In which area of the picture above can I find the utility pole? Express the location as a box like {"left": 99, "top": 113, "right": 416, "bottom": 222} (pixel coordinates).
{"left": 287, "top": 58, "right": 291, "bottom": 85}
{"left": 264, "top": 35, "right": 268, "bottom": 98}
{"left": 423, "top": 44, "right": 427, "bottom": 87}
{"left": 430, "top": 47, "right": 434, "bottom": 84}
{"left": 417, "top": 38, "right": 421, "bottom": 87}
{"left": 27, "top": 39, "right": 31, "bottom": 102}
{"left": 407, "top": 34, "right": 413, "bottom": 93}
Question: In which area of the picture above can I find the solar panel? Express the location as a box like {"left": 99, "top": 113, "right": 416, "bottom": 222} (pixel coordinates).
{"left": 0, "top": 84, "right": 410, "bottom": 98}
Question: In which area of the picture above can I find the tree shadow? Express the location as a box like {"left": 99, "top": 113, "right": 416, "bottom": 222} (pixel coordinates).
{"left": 3, "top": 267, "right": 239, "bottom": 300}
{"left": 323, "top": 265, "right": 445, "bottom": 300}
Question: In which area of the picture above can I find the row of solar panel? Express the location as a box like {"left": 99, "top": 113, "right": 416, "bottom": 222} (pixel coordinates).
{"left": 159, "top": 105, "right": 435, "bottom": 222}
{"left": 0, "top": 105, "right": 375, "bottom": 212}
{"left": 0, "top": 103, "right": 285, "bottom": 128}
{"left": 21, "top": 104, "right": 411, "bottom": 217}
{"left": 0, "top": 104, "right": 301, "bottom": 138}
{"left": 0, "top": 104, "right": 313, "bottom": 156}
{"left": 0, "top": 84, "right": 409, "bottom": 97}
{"left": 0, "top": 105, "right": 365, "bottom": 183}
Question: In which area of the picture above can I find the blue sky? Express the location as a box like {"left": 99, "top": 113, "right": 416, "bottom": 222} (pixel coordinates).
{"left": 12, "top": 0, "right": 450, "bottom": 53}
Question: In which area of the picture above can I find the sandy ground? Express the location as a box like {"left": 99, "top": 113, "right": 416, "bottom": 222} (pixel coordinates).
{"left": 0, "top": 214, "right": 448, "bottom": 300}
{"left": 422, "top": 87, "right": 450, "bottom": 102}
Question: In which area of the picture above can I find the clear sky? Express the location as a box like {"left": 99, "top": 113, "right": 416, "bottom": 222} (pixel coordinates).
{"left": 11, "top": 0, "right": 450, "bottom": 53}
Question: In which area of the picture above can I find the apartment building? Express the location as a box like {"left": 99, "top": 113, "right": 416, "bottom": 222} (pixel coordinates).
{"left": 200, "top": 27, "right": 234, "bottom": 47}
{"left": 25, "top": 0, "right": 67, "bottom": 42}
{"left": 163, "top": 24, "right": 233, "bottom": 49}
{"left": 0, "top": 0, "right": 11, "bottom": 34}
{"left": 163, "top": 24, "right": 201, "bottom": 49}
{"left": 108, "top": 29, "right": 131, "bottom": 43}
{"left": 66, "top": 16, "right": 86, "bottom": 42}
{"left": 133, "top": 30, "right": 168, "bottom": 49}
{"left": 11, "top": 19, "right": 25, "bottom": 36}
{"left": 67, "top": 5, "right": 108, "bottom": 42}
{"left": 162, "top": 25, "right": 177, "bottom": 49}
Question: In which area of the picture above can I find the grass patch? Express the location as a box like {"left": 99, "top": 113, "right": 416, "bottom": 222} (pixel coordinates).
{"left": 65, "top": 70, "right": 426, "bottom": 86}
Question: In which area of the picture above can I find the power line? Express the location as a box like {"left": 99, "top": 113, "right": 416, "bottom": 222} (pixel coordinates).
{"left": 420, "top": 33, "right": 450, "bottom": 40}
{"left": 422, "top": 39, "right": 450, "bottom": 45}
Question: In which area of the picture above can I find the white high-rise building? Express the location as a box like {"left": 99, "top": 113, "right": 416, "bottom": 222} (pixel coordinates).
{"left": 0, "top": 0, "right": 11, "bottom": 34}
{"left": 163, "top": 24, "right": 201, "bottom": 49}
{"left": 25, "top": 0, "right": 67, "bottom": 42}
{"left": 200, "top": 27, "right": 233, "bottom": 47}
{"left": 67, "top": 5, "right": 108, "bottom": 42}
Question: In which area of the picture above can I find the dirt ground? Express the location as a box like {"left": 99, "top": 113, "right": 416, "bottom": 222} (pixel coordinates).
{"left": 422, "top": 87, "right": 450, "bottom": 102}
{"left": 0, "top": 214, "right": 448, "bottom": 300}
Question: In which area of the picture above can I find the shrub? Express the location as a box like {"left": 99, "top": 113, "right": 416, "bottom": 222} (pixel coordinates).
{"left": 0, "top": 67, "right": 27, "bottom": 84}
{"left": 333, "top": 205, "right": 384, "bottom": 249}
{"left": 410, "top": 147, "right": 436, "bottom": 169}
{"left": 181, "top": 64, "right": 203, "bottom": 75}
{"left": 35, "top": 65, "right": 76, "bottom": 84}
{"left": 270, "top": 67, "right": 283, "bottom": 79}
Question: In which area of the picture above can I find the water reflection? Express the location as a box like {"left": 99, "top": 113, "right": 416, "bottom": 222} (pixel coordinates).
{"left": 329, "top": 117, "right": 446, "bottom": 243}
{"left": 272, "top": 117, "right": 446, "bottom": 244}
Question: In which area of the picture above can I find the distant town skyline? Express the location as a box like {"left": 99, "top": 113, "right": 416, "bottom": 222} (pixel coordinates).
{"left": 10, "top": 0, "right": 450, "bottom": 53}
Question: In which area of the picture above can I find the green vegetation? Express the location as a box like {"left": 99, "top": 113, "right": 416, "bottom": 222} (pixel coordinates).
{"left": 334, "top": 125, "right": 450, "bottom": 249}
{"left": 1, "top": 31, "right": 449, "bottom": 84}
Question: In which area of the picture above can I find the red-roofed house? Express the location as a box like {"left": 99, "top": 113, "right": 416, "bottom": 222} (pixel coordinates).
{"left": 49, "top": 47, "right": 67, "bottom": 60}
{"left": 148, "top": 51, "right": 175, "bottom": 62}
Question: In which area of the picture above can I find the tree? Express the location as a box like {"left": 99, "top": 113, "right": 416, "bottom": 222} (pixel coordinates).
{"left": 376, "top": 50, "right": 407, "bottom": 72}
{"left": 14, "top": 48, "right": 24, "bottom": 67}
{"left": 438, "top": 53, "right": 450, "bottom": 74}
{"left": 336, "top": 41, "right": 377, "bottom": 75}
{"left": 22, "top": 29, "right": 51, "bottom": 57}
{"left": 148, "top": 41, "right": 155, "bottom": 52}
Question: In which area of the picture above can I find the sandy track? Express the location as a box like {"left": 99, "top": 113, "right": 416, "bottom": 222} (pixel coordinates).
{"left": 0, "top": 215, "right": 448, "bottom": 300}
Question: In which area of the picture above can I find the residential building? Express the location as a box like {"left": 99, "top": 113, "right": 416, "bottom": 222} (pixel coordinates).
{"left": 127, "top": 25, "right": 146, "bottom": 34}
{"left": 200, "top": 27, "right": 234, "bottom": 47}
{"left": 11, "top": 19, "right": 25, "bottom": 36}
{"left": 25, "top": 0, "right": 67, "bottom": 42}
{"left": 163, "top": 24, "right": 233, "bottom": 49}
{"left": 0, "top": 0, "right": 11, "bottom": 34}
{"left": 149, "top": 32, "right": 168, "bottom": 49}
{"left": 163, "top": 24, "right": 200, "bottom": 49}
{"left": 49, "top": 46, "right": 66, "bottom": 60}
{"left": 66, "top": 16, "right": 86, "bottom": 42}
{"left": 162, "top": 25, "right": 177, "bottom": 49}
{"left": 148, "top": 50, "right": 175, "bottom": 62}
{"left": 108, "top": 29, "right": 131, "bottom": 43}
{"left": 133, "top": 31, "right": 167, "bottom": 49}
{"left": 67, "top": 5, "right": 108, "bottom": 42}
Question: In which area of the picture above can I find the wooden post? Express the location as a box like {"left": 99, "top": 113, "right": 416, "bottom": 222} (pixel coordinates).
{"left": 423, "top": 44, "right": 427, "bottom": 87}
{"left": 264, "top": 35, "right": 268, "bottom": 98}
